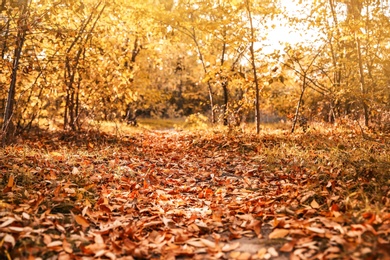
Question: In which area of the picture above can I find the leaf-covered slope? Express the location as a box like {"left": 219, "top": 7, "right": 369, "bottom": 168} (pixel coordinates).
{"left": 0, "top": 130, "right": 389, "bottom": 259}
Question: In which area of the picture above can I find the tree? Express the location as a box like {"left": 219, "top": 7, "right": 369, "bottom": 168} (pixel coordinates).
{"left": 1, "top": 0, "right": 29, "bottom": 144}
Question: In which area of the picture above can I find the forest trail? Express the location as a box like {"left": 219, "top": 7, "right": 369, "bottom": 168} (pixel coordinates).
{"left": 0, "top": 129, "right": 389, "bottom": 259}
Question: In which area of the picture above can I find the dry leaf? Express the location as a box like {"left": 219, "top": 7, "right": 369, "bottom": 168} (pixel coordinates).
{"left": 47, "top": 241, "right": 63, "bottom": 247}
{"left": 6, "top": 174, "right": 14, "bottom": 188}
{"left": 311, "top": 199, "right": 320, "bottom": 209}
{"left": 199, "top": 238, "right": 216, "bottom": 248}
{"left": 63, "top": 239, "right": 73, "bottom": 253}
{"left": 307, "top": 226, "right": 325, "bottom": 234}
{"left": 74, "top": 215, "right": 90, "bottom": 228}
{"left": 280, "top": 241, "right": 295, "bottom": 252}
{"left": 186, "top": 239, "right": 206, "bottom": 248}
{"left": 222, "top": 242, "right": 240, "bottom": 252}
{"left": 229, "top": 251, "right": 241, "bottom": 259}
{"left": 3, "top": 234, "right": 16, "bottom": 247}
{"left": 268, "top": 228, "right": 289, "bottom": 239}
{"left": 0, "top": 217, "right": 15, "bottom": 228}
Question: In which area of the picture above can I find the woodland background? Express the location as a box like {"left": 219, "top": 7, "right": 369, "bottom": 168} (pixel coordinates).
{"left": 1, "top": 1, "right": 390, "bottom": 259}
{"left": 1, "top": 0, "right": 390, "bottom": 140}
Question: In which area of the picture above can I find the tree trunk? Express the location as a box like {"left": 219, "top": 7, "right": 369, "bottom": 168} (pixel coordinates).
{"left": 356, "top": 36, "right": 369, "bottom": 127}
{"left": 63, "top": 2, "right": 105, "bottom": 130}
{"left": 192, "top": 28, "right": 215, "bottom": 124}
{"left": 246, "top": 0, "right": 260, "bottom": 134}
{"left": 207, "top": 81, "right": 216, "bottom": 124}
{"left": 291, "top": 75, "right": 307, "bottom": 133}
{"left": 222, "top": 81, "right": 229, "bottom": 126}
{"left": 2, "top": 3, "right": 28, "bottom": 145}
{"left": 220, "top": 41, "right": 228, "bottom": 126}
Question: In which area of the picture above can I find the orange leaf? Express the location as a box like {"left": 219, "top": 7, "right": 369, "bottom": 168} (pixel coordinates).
{"left": 6, "top": 175, "right": 14, "bottom": 188}
{"left": 63, "top": 239, "right": 73, "bottom": 253}
{"left": 268, "top": 228, "right": 289, "bottom": 239}
{"left": 3, "top": 175, "right": 15, "bottom": 192}
{"left": 74, "top": 215, "right": 90, "bottom": 228}
{"left": 331, "top": 203, "right": 340, "bottom": 212}
{"left": 280, "top": 240, "right": 296, "bottom": 252}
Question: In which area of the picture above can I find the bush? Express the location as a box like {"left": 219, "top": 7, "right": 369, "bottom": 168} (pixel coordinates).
{"left": 183, "top": 113, "right": 209, "bottom": 130}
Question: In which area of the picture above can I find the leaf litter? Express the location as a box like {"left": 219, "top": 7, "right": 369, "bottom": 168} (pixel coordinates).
{"left": 0, "top": 129, "right": 389, "bottom": 259}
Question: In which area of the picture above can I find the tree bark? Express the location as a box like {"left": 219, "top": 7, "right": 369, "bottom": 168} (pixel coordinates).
{"left": 291, "top": 75, "right": 307, "bottom": 133}
{"left": 220, "top": 40, "right": 228, "bottom": 126}
{"left": 246, "top": 0, "right": 260, "bottom": 134}
{"left": 356, "top": 36, "right": 369, "bottom": 127}
{"left": 2, "top": 3, "right": 28, "bottom": 145}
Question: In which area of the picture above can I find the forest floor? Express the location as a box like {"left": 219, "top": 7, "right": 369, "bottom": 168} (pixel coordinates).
{"left": 0, "top": 123, "right": 390, "bottom": 260}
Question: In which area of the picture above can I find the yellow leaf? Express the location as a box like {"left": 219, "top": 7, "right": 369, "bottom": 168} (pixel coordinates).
{"left": 268, "top": 228, "right": 289, "bottom": 239}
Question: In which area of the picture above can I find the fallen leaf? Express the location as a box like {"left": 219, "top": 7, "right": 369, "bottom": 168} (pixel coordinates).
{"left": 268, "top": 228, "right": 289, "bottom": 239}
{"left": 307, "top": 226, "right": 326, "bottom": 234}
{"left": 229, "top": 251, "right": 241, "bottom": 259}
{"left": 200, "top": 238, "right": 216, "bottom": 248}
{"left": 186, "top": 239, "right": 205, "bottom": 248}
{"left": 47, "top": 241, "right": 63, "bottom": 247}
{"left": 280, "top": 240, "right": 296, "bottom": 252}
{"left": 3, "top": 234, "right": 16, "bottom": 247}
{"left": 0, "top": 217, "right": 15, "bottom": 228}
{"left": 268, "top": 247, "right": 278, "bottom": 257}
{"left": 222, "top": 242, "right": 240, "bottom": 252}
{"left": 6, "top": 174, "right": 14, "bottom": 188}
{"left": 311, "top": 199, "right": 320, "bottom": 209}
{"left": 73, "top": 215, "right": 90, "bottom": 228}
{"left": 63, "top": 239, "right": 73, "bottom": 253}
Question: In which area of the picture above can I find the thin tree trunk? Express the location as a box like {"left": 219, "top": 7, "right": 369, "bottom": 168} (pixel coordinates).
{"left": 220, "top": 40, "right": 228, "bottom": 126}
{"left": 63, "top": 2, "right": 105, "bottom": 130}
{"left": 356, "top": 36, "right": 369, "bottom": 127}
{"left": 207, "top": 81, "right": 215, "bottom": 124}
{"left": 192, "top": 28, "right": 215, "bottom": 123}
{"left": 2, "top": 3, "right": 28, "bottom": 144}
{"left": 291, "top": 75, "right": 307, "bottom": 133}
{"left": 246, "top": 0, "right": 260, "bottom": 134}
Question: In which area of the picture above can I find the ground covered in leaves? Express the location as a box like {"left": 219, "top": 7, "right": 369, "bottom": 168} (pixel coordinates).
{"left": 1, "top": 127, "right": 390, "bottom": 259}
